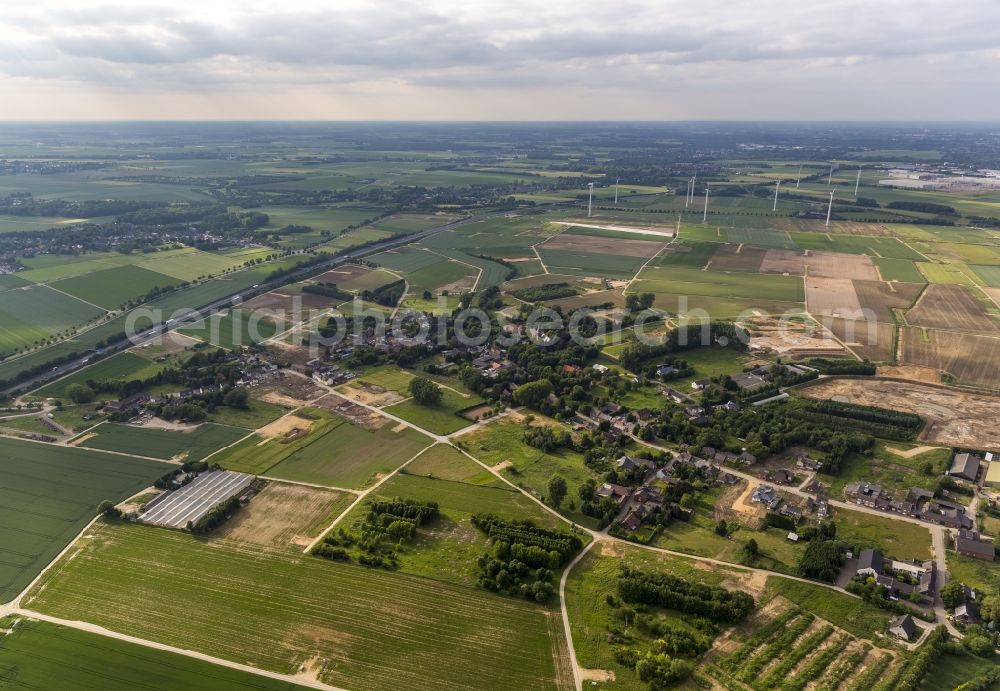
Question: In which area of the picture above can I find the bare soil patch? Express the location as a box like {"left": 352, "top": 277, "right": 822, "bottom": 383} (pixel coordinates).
{"left": 212, "top": 482, "right": 347, "bottom": 549}
{"left": 313, "top": 394, "right": 388, "bottom": 430}
{"left": 255, "top": 376, "right": 324, "bottom": 405}
{"left": 68, "top": 432, "right": 97, "bottom": 447}
{"left": 337, "top": 382, "right": 405, "bottom": 407}
{"left": 907, "top": 284, "right": 1000, "bottom": 333}
{"left": 853, "top": 280, "right": 924, "bottom": 322}
{"left": 901, "top": 327, "right": 1000, "bottom": 389}
{"left": 806, "top": 277, "right": 862, "bottom": 318}
{"left": 462, "top": 404, "right": 493, "bottom": 421}
{"left": 258, "top": 412, "right": 315, "bottom": 439}
{"left": 826, "top": 318, "right": 896, "bottom": 361}
{"left": 745, "top": 316, "right": 846, "bottom": 357}
{"left": 710, "top": 244, "right": 767, "bottom": 272}
{"left": 877, "top": 364, "right": 943, "bottom": 384}
{"left": 541, "top": 232, "right": 666, "bottom": 259}
{"left": 800, "top": 377, "right": 1000, "bottom": 448}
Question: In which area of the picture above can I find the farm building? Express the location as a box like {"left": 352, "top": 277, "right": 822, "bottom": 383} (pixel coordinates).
{"left": 955, "top": 530, "right": 996, "bottom": 562}
{"left": 141, "top": 470, "right": 254, "bottom": 530}
{"left": 948, "top": 453, "right": 981, "bottom": 482}
{"left": 888, "top": 614, "right": 918, "bottom": 641}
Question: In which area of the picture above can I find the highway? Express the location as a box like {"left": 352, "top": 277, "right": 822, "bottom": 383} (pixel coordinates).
{"left": 4, "top": 210, "right": 518, "bottom": 398}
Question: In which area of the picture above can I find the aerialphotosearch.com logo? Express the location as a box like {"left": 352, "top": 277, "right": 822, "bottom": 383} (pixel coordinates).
{"left": 124, "top": 294, "right": 880, "bottom": 355}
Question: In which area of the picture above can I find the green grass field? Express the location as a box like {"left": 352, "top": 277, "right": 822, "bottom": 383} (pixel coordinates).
{"left": 179, "top": 308, "right": 280, "bottom": 350}
{"left": 0, "top": 437, "right": 168, "bottom": 602}
{"left": 27, "top": 522, "right": 568, "bottom": 690}
{"left": 51, "top": 264, "right": 180, "bottom": 310}
{"left": 385, "top": 387, "right": 482, "bottom": 435}
{"left": 0, "top": 618, "right": 308, "bottom": 690}
{"left": 206, "top": 399, "right": 289, "bottom": 430}
{"left": 536, "top": 248, "right": 647, "bottom": 279}
{"left": 459, "top": 420, "right": 602, "bottom": 528}
{"left": 80, "top": 423, "right": 248, "bottom": 462}
{"left": 0, "top": 284, "right": 106, "bottom": 353}
{"left": 875, "top": 257, "right": 927, "bottom": 283}
{"left": 633, "top": 265, "right": 805, "bottom": 303}
{"left": 834, "top": 507, "right": 933, "bottom": 561}
{"left": 31, "top": 351, "right": 165, "bottom": 401}
{"left": 403, "top": 443, "right": 504, "bottom": 486}
{"left": 264, "top": 418, "right": 432, "bottom": 489}
{"left": 970, "top": 264, "right": 1000, "bottom": 288}
{"left": 759, "top": 577, "right": 897, "bottom": 641}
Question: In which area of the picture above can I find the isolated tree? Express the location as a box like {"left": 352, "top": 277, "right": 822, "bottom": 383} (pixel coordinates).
{"left": 548, "top": 476, "right": 567, "bottom": 508}
{"left": 66, "top": 383, "right": 96, "bottom": 404}
{"left": 408, "top": 377, "right": 442, "bottom": 406}
{"left": 97, "top": 500, "right": 121, "bottom": 519}
{"left": 744, "top": 538, "right": 759, "bottom": 559}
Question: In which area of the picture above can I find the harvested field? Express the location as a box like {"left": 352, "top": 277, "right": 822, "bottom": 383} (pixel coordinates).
{"left": 799, "top": 377, "right": 1000, "bottom": 448}
{"left": 825, "top": 318, "right": 896, "bottom": 361}
{"left": 852, "top": 280, "right": 925, "bottom": 322}
{"left": 901, "top": 327, "right": 1000, "bottom": 389}
{"left": 709, "top": 244, "right": 766, "bottom": 272}
{"left": 540, "top": 232, "right": 666, "bottom": 259}
{"left": 761, "top": 249, "right": 880, "bottom": 280}
{"left": 805, "top": 277, "right": 862, "bottom": 318}
{"left": 212, "top": 482, "right": 352, "bottom": 550}
{"left": 906, "top": 284, "right": 1000, "bottom": 333}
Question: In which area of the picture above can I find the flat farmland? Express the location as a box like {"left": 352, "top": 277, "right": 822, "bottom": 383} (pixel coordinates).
{"left": 906, "top": 284, "right": 1000, "bottom": 332}
{"left": 371, "top": 212, "right": 461, "bottom": 234}
{"left": 541, "top": 229, "right": 666, "bottom": 258}
{"left": 0, "top": 284, "right": 105, "bottom": 352}
{"left": 917, "top": 261, "right": 977, "bottom": 285}
{"left": 369, "top": 246, "right": 444, "bottom": 273}
{"left": 323, "top": 266, "right": 400, "bottom": 293}
{"left": 635, "top": 266, "right": 805, "bottom": 303}
{"left": 708, "top": 244, "right": 767, "bottom": 272}
{"left": 536, "top": 248, "right": 648, "bottom": 279}
{"left": 970, "top": 264, "right": 1000, "bottom": 288}
{"left": 875, "top": 257, "right": 927, "bottom": 282}
{"left": 179, "top": 308, "right": 282, "bottom": 349}
{"left": 852, "top": 280, "right": 924, "bottom": 321}
{"left": 760, "top": 249, "right": 880, "bottom": 280}
{"left": 406, "top": 260, "right": 476, "bottom": 293}
{"left": 26, "top": 522, "right": 569, "bottom": 691}
{"left": 786, "top": 233, "right": 926, "bottom": 260}
{"left": 385, "top": 387, "right": 483, "bottom": 435}
{"left": 798, "top": 377, "right": 1000, "bottom": 448}
{"left": 32, "top": 351, "right": 165, "bottom": 400}
{"left": 0, "top": 437, "right": 167, "bottom": 602}
{"left": 314, "top": 227, "right": 394, "bottom": 252}
{"left": 902, "top": 327, "right": 1000, "bottom": 389}
{"left": 431, "top": 249, "right": 511, "bottom": 288}
{"left": 655, "top": 240, "right": 720, "bottom": 267}
{"left": 213, "top": 482, "right": 353, "bottom": 551}
{"left": 0, "top": 619, "right": 308, "bottom": 691}
{"left": 826, "top": 318, "right": 896, "bottom": 361}
{"left": 805, "top": 277, "right": 862, "bottom": 318}
{"left": 51, "top": 264, "right": 180, "bottom": 309}
{"left": 80, "top": 423, "right": 248, "bottom": 462}
{"left": 265, "top": 417, "right": 432, "bottom": 489}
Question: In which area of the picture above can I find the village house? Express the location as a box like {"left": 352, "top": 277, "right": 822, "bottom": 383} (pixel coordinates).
{"left": 888, "top": 614, "right": 918, "bottom": 642}
{"left": 948, "top": 453, "right": 982, "bottom": 482}
{"left": 955, "top": 530, "right": 995, "bottom": 561}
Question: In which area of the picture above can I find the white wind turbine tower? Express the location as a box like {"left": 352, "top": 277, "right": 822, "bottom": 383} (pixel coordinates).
{"left": 828, "top": 164, "right": 834, "bottom": 185}
{"left": 796, "top": 165, "right": 802, "bottom": 188}
{"left": 825, "top": 190, "right": 835, "bottom": 227}
{"left": 587, "top": 182, "right": 594, "bottom": 217}
{"left": 702, "top": 184, "right": 710, "bottom": 224}
{"left": 685, "top": 177, "right": 694, "bottom": 208}
{"left": 773, "top": 180, "right": 781, "bottom": 212}
{"left": 854, "top": 168, "right": 862, "bottom": 199}
{"left": 614, "top": 177, "right": 620, "bottom": 205}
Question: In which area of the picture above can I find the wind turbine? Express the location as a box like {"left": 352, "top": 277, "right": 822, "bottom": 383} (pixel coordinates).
{"left": 796, "top": 165, "right": 802, "bottom": 188}
{"left": 614, "top": 177, "right": 620, "bottom": 205}
{"left": 587, "top": 182, "right": 594, "bottom": 218}
{"left": 685, "top": 177, "right": 693, "bottom": 208}
{"left": 828, "top": 165, "right": 834, "bottom": 186}
{"left": 773, "top": 180, "right": 781, "bottom": 212}
{"left": 825, "top": 190, "right": 835, "bottom": 227}
{"left": 703, "top": 184, "right": 710, "bottom": 224}
{"left": 854, "top": 169, "right": 862, "bottom": 199}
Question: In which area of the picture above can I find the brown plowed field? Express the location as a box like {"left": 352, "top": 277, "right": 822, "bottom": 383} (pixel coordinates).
{"left": 800, "top": 377, "right": 1000, "bottom": 448}
{"left": 853, "top": 280, "right": 924, "bottom": 322}
{"left": 541, "top": 232, "right": 666, "bottom": 258}
{"left": 906, "top": 284, "right": 1000, "bottom": 333}
{"left": 826, "top": 318, "right": 896, "bottom": 361}
{"left": 761, "top": 249, "right": 879, "bottom": 280}
{"left": 901, "top": 327, "right": 1000, "bottom": 389}
{"left": 806, "top": 277, "right": 862, "bottom": 318}
{"left": 709, "top": 244, "right": 767, "bottom": 272}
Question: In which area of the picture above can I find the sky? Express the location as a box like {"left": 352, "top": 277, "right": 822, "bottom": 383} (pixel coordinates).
{"left": 1, "top": 0, "right": 999, "bottom": 121}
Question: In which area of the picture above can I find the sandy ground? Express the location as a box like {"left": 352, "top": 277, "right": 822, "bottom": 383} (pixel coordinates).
{"left": 337, "top": 383, "right": 405, "bottom": 407}
{"left": 213, "top": 482, "right": 346, "bottom": 549}
{"left": 491, "top": 460, "right": 513, "bottom": 473}
{"left": 313, "top": 394, "right": 387, "bottom": 430}
{"left": 139, "top": 418, "right": 202, "bottom": 432}
{"left": 552, "top": 220, "right": 675, "bottom": 237}
{"left": 885, "top": 445, "right": 940, "bottom": 458}
{"left": 800, "top": 377, "right": 1000, "bottom": 448}
{"left": 746, "top": 317, "right": 846, "bottom": 356}
{"left": 68, "top": 432, "right": 97, "bottom": 447}
{"left": 877, "top": 364, "right": 943, "bottom": 384}
{"left": 258, "top": 413, "right": 315, "bottom": 439}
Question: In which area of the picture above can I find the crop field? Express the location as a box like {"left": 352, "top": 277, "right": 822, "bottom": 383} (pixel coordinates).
{"left": 970, "top": 263, "right": 1000, "bottom": 288}
{"left": 0, "top": 284, "right": 105, "bottom": 352}
{"left": 852, "top": 280, "right": 924, "bottom": 321}
{"left": 0, "top": 619, "right": 308, "bottom": 691}
{"left": 707, "top": 244, "right": 767, "bottom": 272}
{"left": 406, "top": 260, "right": 476, "bottom": 293}
{"left": 370, "top": 246, "right": 446, "bottom": 273}
{"left": 213, "top": 482, "right": 353, "bottom": 551}
{"left": 540, "top": 231, "right": 666, "bottom": 259}
{"left": 653, "top": 240, "right": 719, "bottom": 268}
{"left": 26, "top": 522, "right": 569, "bottom": 690}
{"left": 50, "top": 264, "right": 180, "bottom": 310}
{"left": 536, "top": 248, "right": 648, "bottom": 279}
{"left": 0, "top": 437, "right": 167, "bottom": 602}
{"left": 385, "top": 387, "right": 483, "bottom": 435}
{"left": 313, "top": 265, "right": 399, "bottom": 293}
{"left": 759, "top": 249, "right": 881, "bottom": 280}
{"left": 634, "top": 265, "right": 805, "bottom": 303}
{"left": 901, "top": 327, "right": 1000, "bottom": 388}
{"left": 179, "top": 308, "right": 281, "bottom": 349}
{"left": 31, "top": 351, "right": 165, "bottom": 400}
{"left": 916, "top": 261, "right": 977, "bottom": 285}
{"left": 371, "top": 212, "right": 461, "bottom": 234}
{"left": 420, "top": 215, "right": 553, "bottom": 258}
{"left": 206, "top": 399, "right": 289, "bottom": 430}
{"left": 874, "top": 257, "right": 926, "bottom": 282}
{"left": 905, "top": 284, "right": 1000, "bottom": 332}
{"left": 314, "top": 227, "right": 394, "bottom": 252}
{"left": 264, "top": 417, "right": 432, "bottom": 489}
{"left": 430, "top": 249, "right": 512, "bottom": 288}
{"left": 403, "top": 443, "right": 503, "bottom": 486}
{"left": 80, "top": 423, "right": 248, "bottom": 462}
{"left": 826, "top": 318, "right": 896, "bottom": 361}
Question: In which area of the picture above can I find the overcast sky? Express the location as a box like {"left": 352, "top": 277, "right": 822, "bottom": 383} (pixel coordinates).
{"left": 1, "top": 0, "right": 999, "bottom": 120}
